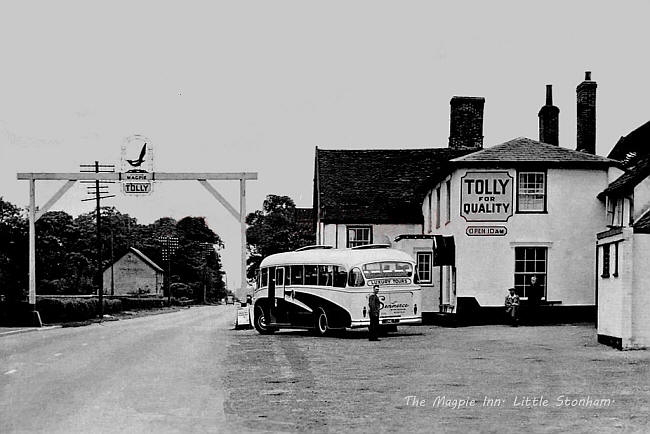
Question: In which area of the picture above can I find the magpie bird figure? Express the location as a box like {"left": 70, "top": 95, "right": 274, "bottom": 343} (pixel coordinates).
{"left": 126, "top": 143, "right": 147, "bottom": 167}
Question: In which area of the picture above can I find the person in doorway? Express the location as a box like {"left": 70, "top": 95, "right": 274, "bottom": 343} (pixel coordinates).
{"left": 505, "top": 287, "right": 520, "bottom": 327}
{"left": 368, "top": 285, "right": 381, "bottom": 341}
{"left": 527, "top": 275, "right": 542, "bottom": 325}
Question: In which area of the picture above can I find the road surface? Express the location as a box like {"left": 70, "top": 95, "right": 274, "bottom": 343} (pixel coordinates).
{"left": 1, "top": 305, "right": 235, "bottom": 433}
{"left": 2, "top": 305, "right": 650, "bottom": 433}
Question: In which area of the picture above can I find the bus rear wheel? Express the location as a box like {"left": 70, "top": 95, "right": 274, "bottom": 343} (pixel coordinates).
{"left": 313, "top": 307, "right": 329, "bottom": 336}
{"left": 254, "top": 306, "right": 275, "bottom": 335}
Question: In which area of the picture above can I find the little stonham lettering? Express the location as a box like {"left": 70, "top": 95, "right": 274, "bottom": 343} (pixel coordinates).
{"left": 460, "top": 171, "right": 514, "bottom": 222}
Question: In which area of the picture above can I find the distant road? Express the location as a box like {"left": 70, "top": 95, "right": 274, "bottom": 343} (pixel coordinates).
{"left": 1, "top": 305, "right": 237, "bottom": 433}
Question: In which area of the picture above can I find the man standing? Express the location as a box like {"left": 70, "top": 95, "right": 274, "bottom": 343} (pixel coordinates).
{"left": 368, "top": 285, "right": 381, "bottom": 341}
{"left": 528, "top": 276, "right": 542, "bottom": 325}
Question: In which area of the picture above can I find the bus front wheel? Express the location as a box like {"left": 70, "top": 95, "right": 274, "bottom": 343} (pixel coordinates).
{"left": 313, "top": 307, "right": 329, "bottom": 336}
{"left": 254, "top": 306, "right": 275, "bottom": 335}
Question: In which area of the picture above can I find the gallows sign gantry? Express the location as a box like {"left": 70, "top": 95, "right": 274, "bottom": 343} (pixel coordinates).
{"left": 16, "top": 171, "right": 257, "bottom": 310}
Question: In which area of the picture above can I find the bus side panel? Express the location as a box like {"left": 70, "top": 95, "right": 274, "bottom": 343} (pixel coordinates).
{"left": 294, "top": 291, "right": 352, "bottom": 329}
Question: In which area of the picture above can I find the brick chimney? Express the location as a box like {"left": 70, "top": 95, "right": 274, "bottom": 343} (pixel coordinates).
{"left": 538, "top": 84, "right": 559, "bottom": 146}
{"left": 576, "top": 71, "right": 597, "bottom": 154}
{"left": 449, "top": 96, "right": 485, "bottom": 150}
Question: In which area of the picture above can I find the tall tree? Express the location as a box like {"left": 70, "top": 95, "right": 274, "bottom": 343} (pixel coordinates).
{"left": 174, "top": 216, "right": 226, "bottom": 302}
{"left": 245, "top": 195, "right": 314, "bottom": 279}
{"left": 0, "top": 197, "right": 28, "bottom": 303}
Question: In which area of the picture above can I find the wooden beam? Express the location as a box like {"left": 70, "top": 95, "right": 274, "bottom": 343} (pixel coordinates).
{"left": 197, "top": 180, "right": 240, "bottom": 221}
{"left": 18, "top": 172, "right": 258, "bottom": 181}
{"left": 35, "top": 180, "right": 76, "bottom": 221}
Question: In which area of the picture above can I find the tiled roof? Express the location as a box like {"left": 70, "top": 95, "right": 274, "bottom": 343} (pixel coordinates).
{"left": 600, "top": 153, "right": 650, "bottom": 198}
{"left": 607, "top": 120, "right": 650, "bottom": 164}
{"left": 634, "top": 210, "right": 650, "bottom": 233}
{"left": 452, "top": 137, "right": 616, "bottom": 165}
{"left": 315, "top": 148, "right": 472, "bottom": 223}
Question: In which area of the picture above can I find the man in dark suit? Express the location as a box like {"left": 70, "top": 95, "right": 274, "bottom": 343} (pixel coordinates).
{"left": 527, "top": 276, "right": 543, "bottom": 325}
{"left": 368, "top": 285, "right": 382, "bottom": 341}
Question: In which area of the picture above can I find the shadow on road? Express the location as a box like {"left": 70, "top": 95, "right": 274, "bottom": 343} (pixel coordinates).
{"left": 261, "top": 329, "right": 424, "bottom": 340}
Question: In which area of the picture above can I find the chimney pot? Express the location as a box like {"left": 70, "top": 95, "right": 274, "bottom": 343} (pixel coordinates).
{"left": 585, "top": 71, "right": 591, "bottom": 81}
{"left": 539, "top": 84, "right": 559, "bottom": 146}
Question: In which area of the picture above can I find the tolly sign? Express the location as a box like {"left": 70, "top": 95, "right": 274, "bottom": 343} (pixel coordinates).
{"left": 460, "top": 171, "right": 514, "bottom": 222}
{"left": 120, "top": 135, "right": 154, "bottom": 196}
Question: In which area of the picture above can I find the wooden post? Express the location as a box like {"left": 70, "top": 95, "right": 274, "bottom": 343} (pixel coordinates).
{"left": 240, "top": 178, "right": 247, "bottom": 296}
{"left": 28, "top": 179, "right": 36, "bottom": 306}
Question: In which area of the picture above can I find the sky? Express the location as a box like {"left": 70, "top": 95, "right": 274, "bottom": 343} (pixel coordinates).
{"left": 1, "top": 1, "right": 650, "bottom": 290}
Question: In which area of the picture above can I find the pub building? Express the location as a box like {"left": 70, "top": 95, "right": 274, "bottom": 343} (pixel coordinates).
{"left": 397, "top": 73, "right": 624, "bottom": 324}
{"left": 316, "top": 72, "right": 625, "bottom": 325}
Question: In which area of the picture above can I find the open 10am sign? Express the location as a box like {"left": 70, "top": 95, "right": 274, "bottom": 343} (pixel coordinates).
{"left": 460, "top": 171, "right": 514, "bottom": 222}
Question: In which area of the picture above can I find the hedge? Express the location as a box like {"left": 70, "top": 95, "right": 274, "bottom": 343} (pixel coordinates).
{"left": 36, "top": 298, "right": 123, "bottom": 323}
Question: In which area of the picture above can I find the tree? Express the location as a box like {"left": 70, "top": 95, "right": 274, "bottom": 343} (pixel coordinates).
{"left": 174, "top": 216, "right": 226, "bottom": 302}
{"left": 245, "top": 195, "right": 314, "bottom": 279}
{"left": 0, "top": 197, "right": 28, "bottom": 303}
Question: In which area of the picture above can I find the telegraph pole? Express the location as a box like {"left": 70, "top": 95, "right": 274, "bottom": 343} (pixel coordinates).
{"left": 158, "top": 236, "right": 179, "bottom": 306}
{"left": 80, "top": 161, "right": 115, "bottom": 319}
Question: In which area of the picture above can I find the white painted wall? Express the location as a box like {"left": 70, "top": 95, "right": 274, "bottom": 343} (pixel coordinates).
{"left": 632, "top": 233, "right": 650, "bottom": 348}
{"left": 597, "top": 231, "right": 628, "bottom": 340}
{"left": 426, "top": 167, "right": 609, "bottom": 308}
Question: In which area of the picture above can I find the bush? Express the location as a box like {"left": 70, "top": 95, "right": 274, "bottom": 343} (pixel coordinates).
{"left": 119, "top": 297, "right": 167, "bottom": 310}
{"left": 36, "top": 297, "right": 124, "bottom": 323}
{"left": 169, "top": 283, "right": 192, "bottom": 299}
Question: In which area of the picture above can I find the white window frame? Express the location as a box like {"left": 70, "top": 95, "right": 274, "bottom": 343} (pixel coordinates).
{"left": 416, "top": 251, "right": 433, "bottom": 284}
{"left": 513, "top": 246, "right": 547, "bottom": 299}
{"left": 517, "top": 171, "right": 546, "bottom": 213}
{"left": 346, "top": 226, "right": 372, "bottom": 248}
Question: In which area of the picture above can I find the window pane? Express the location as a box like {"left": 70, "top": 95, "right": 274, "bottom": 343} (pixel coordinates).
{"left": 333, "top": 266, "right": 347, "bottom": 288}
{"left": 261, "top": 268, "right": 268, "bottom": 287}
{"left": 290, "top": 265, "right": 303, "bottom": 286}
{"left": 518, "top": 172, "right": 546, "bottom": 212}
{"left": 514, "top": 246, "right": 547, "bottom": 298}
{"left": 348, "top": 267, "right": 365, "bottom": 287}
{"left": 304, "top": 265, "right": 318, "bottom": 285}
{"left": 318, "top": 265, "right": 333, "bottom": 287}
{"left": 417, "top": 252, "right": 432, "bottom": 282}
{"left": 347, "top": 227, "right": 372, "bottom": 247}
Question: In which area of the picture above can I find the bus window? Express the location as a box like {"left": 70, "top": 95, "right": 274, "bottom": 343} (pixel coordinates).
{"left": 318, "top": 265, "right": 333, "bottom": 287}
{"left": 261, "top": 268, "right": 268, "bottom": 287}
{"left": 290, "top": 265, "right": 304, "bottom": 285}
{"left": 275, "top": 267, "right": 285, "bottom": 288}
{"left": 333, "top": 266, "right": 347, "bottom": 288}
{"left": 362, "top": 262, "right": 412, "bottom": 278}
{"left": 348, "top": 267, "right": 365, "bottom": 287}
{"left": 304, "top": 265, "right": 318, "bottom": 285}
{"left": 284, "top": 266, "right": 291, "bottom": 286}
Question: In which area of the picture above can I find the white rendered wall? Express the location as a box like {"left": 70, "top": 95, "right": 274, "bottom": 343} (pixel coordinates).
{"left": 632, "top": 234, "right": 650, "bottom": 348}
{"left": 427, "top": 168, "right": 609, "bottom": 307}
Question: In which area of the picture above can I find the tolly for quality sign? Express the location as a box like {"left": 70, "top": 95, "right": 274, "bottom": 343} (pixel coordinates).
{"left": 460, "top": 171, "right": 513, "bottom": 222}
